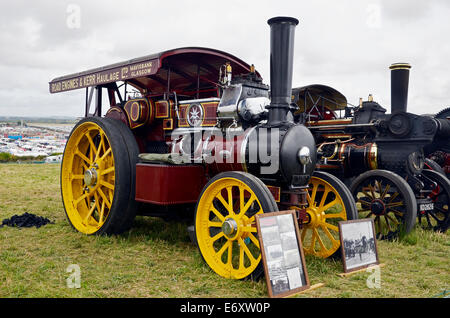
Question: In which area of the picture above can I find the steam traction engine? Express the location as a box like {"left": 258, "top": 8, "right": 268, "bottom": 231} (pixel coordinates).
{"left": 51, "top": 17, "right": 358, "bottom": 279}
{"left": 293, "top": 64, "right": 450, "bottom": 237}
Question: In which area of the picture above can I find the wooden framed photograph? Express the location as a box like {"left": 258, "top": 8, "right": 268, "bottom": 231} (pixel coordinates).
{"left": 339, "top": 219, "right": 379, "bottom": 273}
{"left": 255, "top": 210, "right": 309, "bottom": 298}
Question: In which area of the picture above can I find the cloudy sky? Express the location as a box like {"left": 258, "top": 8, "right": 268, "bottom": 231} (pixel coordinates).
{"left": 1, "top": 0, "right": 450, "bottom": 117}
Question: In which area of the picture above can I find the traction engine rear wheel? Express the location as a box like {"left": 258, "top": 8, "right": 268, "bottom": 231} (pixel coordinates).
{"left": 350, "top": 170, "right": 417, "bottom": 240}
{"left": 297, "top": 171, "right": 358, "bottom": 259}
{"left": 194, "top": 171, "right": 278, "bottom": 280}
{"left": 61, "top": 117, "right": 137, "bottom": 235}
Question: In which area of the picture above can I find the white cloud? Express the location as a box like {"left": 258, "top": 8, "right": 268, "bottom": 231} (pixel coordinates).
{"left": 0, "top": 0, "right": 449, "bottom": 117}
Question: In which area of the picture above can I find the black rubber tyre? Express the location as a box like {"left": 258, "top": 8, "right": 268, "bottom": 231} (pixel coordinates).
{"left": 61, "top": 117, "right": 136, "bottom": 235}
{"left": 350, "top": 169, "right": 417, "bottom": 240}
{"left": 418, "top": 169, "right": 450, "bottom": 232}
{"left": 103, "top": 117, "right": 140, "bottom": 234}
{"left": 194, "top": 171, "right": 278, "bottom": 280}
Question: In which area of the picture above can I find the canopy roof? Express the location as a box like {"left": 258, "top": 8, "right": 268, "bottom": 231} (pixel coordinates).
{"left": 49, "top": 47, "right": 259, "bottom": 95}
{"left": 292, "top": 84, "right": 347, "bottom": 112}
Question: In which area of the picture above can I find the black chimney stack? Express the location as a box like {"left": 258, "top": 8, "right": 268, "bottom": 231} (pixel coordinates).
{"left": 267, "top": 16, "right": 299, "bottom": 126}
{"left": 390, "top": 63, "right": 411, "bottom": 113}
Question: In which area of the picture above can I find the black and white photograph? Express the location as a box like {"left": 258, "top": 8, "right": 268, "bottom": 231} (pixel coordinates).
{"left": 339, "top": 219, "right": 379, "bottom": 273}
{"left": 280, "top": 231, "right": 298, "bottom": 250}
{"left": 256, "top": 211, "right": 310, "bottom": 297}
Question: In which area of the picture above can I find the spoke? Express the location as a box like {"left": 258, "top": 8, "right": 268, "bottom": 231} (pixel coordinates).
{"left": 94, "top": 133, "right": 104, "bottom": 163}
{"left": 385, "top": 213, "right": 400, "bottom": 225}
{"left": 324, "top": 211, "right": 346, "bottom": 219}
{"left": 208, "top": 221, "right": 222, "bottom": 228}
{"left": 362, "top": 190, "right": 374, "bottom": 200}
{"left": 380, "top": 183, "right": 391, "bottom": 200}
{"left": 227, "top": 241, "right": 232, "bottom": 266}
{"left": 313, "top": 228, "right": 327, "bottom": 251}
{"left": 239, "top": 187, "right": 245, "bottom": 215}
{"left": 309, "top": 183, "right": 318, "bottom": 204}
{"left": 247, "top": 232, "right": 260, "bottom": 248}
{"left": 388, "top": 208, "right": 404, "bottom": 217}
{"left": 83, "top": 203, "right": 96, "bottom": 224}
{"left": 388, "top": 192, "right": 399, "bottom": 203}
{"left": 100, "top": 166, "right": 115, "bottom": 176}
{"left": 364, "top": 211, "right": 374, "bottom": 218}
{"left": 100, "top": 147, "right": 112, "bottom": 160}
{"left": 239, "top": 238, "right": 257, "bottom": 263}
{"left": 368, "top": 184, "right": 377, "bottom": 199}
{"left": 100, "top": 180, "right": 115, "bottom": 190}
{"left": 210, "top": 207, "right": 226, "bottom": 222}
{"left": 216, "top": 240, "right": 231, "bottom": 259}
{"left": 386, "top": 201, "right": 404, "bottom": 208}
{"left": 241, "top": 226, "right": 257, "bottom": 233}
{"left": 70, "top": 174, "right": 84, "bottom": 181}
{"left": 357, "top": 199, "right": 371, "bottom": 207}
{"left": 384, "top": 215, "right": 392, "bottom": 232}
{"left": 310, "top": 229, "right": 318, "bottom": 251}
{"left": 99, "top": 201, "right": 106, "bottom": 225}
{"left": 211, "top": 231, "right": 225, "bottom": 243}
{"left": 85, "top": 133, "right": 97, "bottom": 160}
{"left": 75, "top": 150, "right": 92, "bottom": 166}
{"left": 217, "top": 192, "right": 233, "bottom": 214}
{"left": 226, "top": 186, "right": 235, "bottom": 216}
{"left": 428, "top": 211, "right": 442, "bottom": 222}
{"left": 321, "top": 225, "right": 339, "bottom": 246}
{"left": 319, "top": 189, "right": 331, "bottom": 207}
{"left": 322, "top": 199, "right": 339, "bottom": 212}
{"left": 239, "top": 243, "right": 245, "bottom": 270}
{"left": 323, "top": 222, "right": 339, "bottom": 233}
{"left": 97, "top": 188, "right": 112, "bottom": 209}
{"left": 240, "top": 194, "right": 256, "bottom": 217}
{"left": 73, "top": 193, "right": 89, "bottom": 207}
{"left": 376, "top": 180, "right": 383, "bottom": 194}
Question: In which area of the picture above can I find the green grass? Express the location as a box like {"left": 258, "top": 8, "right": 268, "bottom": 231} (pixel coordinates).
{"left": 0, "top": 164, "right": 448, "bottom": 298}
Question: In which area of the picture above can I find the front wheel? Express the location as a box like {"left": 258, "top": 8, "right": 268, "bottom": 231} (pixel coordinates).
{"left": 194, "top": 171, "right": 278, "bottom": 280}
{"left": 297, "top": 171, "right": 358, "bottom": 259}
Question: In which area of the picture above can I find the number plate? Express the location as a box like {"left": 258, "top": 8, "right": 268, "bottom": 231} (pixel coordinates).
{"left": 419, "top": 203, "right": 434, "bottom": 211}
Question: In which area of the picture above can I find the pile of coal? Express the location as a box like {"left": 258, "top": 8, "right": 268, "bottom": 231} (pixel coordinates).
{"left": 1, "top": 212, "right": 54, "bottom": 228}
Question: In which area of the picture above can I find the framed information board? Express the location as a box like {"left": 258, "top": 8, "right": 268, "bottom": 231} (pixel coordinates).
{"left": 339, "top": 219, "right": 379, "bottom": 273}
{"left": 255, "top": 210, "right": 310, "bottom": 298}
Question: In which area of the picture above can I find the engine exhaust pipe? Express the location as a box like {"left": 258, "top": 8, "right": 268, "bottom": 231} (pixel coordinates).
{"left": 267, "top": 16, "right": 299, "bottom": 126}
{"left": 390, "top": 63, "right": 411, "bottom": 114}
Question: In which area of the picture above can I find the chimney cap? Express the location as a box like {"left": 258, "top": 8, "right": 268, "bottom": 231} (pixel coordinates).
{"left": 390, "top": 63, "right": 411, "bottom": 70}
{"left": 267, "top": 16, "right": 299, "bottom": 26}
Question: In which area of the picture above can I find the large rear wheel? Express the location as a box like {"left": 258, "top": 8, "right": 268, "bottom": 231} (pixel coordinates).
{"left": 194, "top": 171, "right": 278, "bottom": 280}
{"left": 350, "top": 170, "right": 417, "bottom": 240}
{"left": 61, "top": 117, "right": 138, "bottom": 235}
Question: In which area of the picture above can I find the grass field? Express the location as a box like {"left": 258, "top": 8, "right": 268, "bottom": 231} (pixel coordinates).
{"left": 0, "top": 164, "right": 448, "bottom": 298}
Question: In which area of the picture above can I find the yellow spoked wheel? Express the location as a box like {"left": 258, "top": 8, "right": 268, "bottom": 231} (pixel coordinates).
{"left": 298, "top": 171, "right": 358, "bottom": 258}
{"left": 195, "top": 172, "right": 278, "bottom": 280}
{"left": 61, "top": 117, "right": 137, "bottom": 235}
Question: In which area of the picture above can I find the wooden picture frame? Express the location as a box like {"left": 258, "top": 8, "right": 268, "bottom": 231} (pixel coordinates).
{"left": 339, "top": 219, "right": 380, "bottom": 273}
{"left": 255, "top": 210, "right": 310, "bottom": 298}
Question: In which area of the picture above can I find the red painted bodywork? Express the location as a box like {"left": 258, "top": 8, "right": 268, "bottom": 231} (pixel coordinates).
{"left": 135, "top": 163, "right": 207, "bottom": 205}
